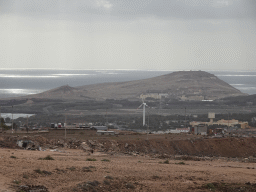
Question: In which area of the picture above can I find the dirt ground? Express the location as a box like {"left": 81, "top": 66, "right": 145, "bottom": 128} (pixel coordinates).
{"left": 1, "top": 131, "right": 256, "bottom": 191}
{"left": 0, "top": 148, "right": 256, "bottom": 192}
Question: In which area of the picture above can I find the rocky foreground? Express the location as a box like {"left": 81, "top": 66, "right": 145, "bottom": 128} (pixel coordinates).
{"left": 0, "top": 134, "right": 256, "bottom": 191}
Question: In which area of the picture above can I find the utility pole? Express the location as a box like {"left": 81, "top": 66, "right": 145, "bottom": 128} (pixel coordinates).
{"left": 106, "top": 108, "right": 108, "bottom": 129}
{"left": 0, "top": 106, "right": 1, "bottom": 129}
{"left": 147, "top": 111, "right": 149, "bottom": 140}
{"left": 228, "top": 111, "right": 230, "bottom": 130}
{"left": 158, "top": 95, "right": 162, "bottom": 115}
{"left": 185, "top": 107, "right": 187, "bottom": 128}
{"left": 12, "top": 106, "right": 13, "bottom": 134}
{"left": 26, "top": 115, "right": 28, "bottom": 133}
{"left": 65, "top": 109, "right": 67, "bottom": 140}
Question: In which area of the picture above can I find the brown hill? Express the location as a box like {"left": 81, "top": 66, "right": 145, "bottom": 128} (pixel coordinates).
{"left": 34, "top": 85, "right": 79, "bottom": 100}
{"left": 27, "top": 71, "right": 247, "bottom": 101}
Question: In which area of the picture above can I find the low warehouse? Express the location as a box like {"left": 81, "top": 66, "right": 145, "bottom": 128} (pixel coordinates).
{"left": 194, "top": 125, "right": 207, "bottom": 135}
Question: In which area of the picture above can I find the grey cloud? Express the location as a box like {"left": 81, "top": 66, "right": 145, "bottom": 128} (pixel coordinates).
{"left": 1, "top": 0, "right": 256, "bottom": 71}
{"left": 1, "top": 0, "right": 256, "bottom": 20}
{"left": 109, "top": 0, "right": 256, "bottom": 20}
{"left": 0, "top": 0, "right": 109, "bottom": 20}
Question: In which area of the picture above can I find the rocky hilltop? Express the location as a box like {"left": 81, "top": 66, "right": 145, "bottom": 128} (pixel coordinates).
{"left": 27, "top": 71, "right": 247, "bottom": 101}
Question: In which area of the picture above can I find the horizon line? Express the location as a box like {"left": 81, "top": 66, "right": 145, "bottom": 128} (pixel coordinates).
{"left": 0, "top": 68, "right": 255, "bottom": 72}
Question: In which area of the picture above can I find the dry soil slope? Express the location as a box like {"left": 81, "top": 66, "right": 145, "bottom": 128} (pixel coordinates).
{"left": 29, "top": 71, "right": 246, "bottom": 101}
{"left": 29, "top": 84, "right": 84, "bottom": 100}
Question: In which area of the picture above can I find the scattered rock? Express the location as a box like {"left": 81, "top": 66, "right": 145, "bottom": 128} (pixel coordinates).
{"left": 18, "top": 185, "right": 49, "bottom": 192}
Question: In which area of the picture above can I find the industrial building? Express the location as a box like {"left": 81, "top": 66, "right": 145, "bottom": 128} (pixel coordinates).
{"left": 190, "top": 112, "right": 249, "bottom": 129}
{"left": 190, "top": 119, "right": 249, "bottom": 129}
{"left": 194, "top": 125, "right": 207, "bottom": 135}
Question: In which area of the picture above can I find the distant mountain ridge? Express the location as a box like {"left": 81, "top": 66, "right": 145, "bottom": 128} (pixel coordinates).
{"left": 25, "top": 71, "right": 247, "bottom": 101}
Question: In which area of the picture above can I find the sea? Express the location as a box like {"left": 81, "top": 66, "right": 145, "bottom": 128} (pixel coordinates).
{"left": 0, "top": 69, "right": 256, "bottom": 98}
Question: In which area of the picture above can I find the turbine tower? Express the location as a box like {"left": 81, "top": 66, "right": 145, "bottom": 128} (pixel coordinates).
{"left": 137, "top": 99, "right": 148, "bottom": 126}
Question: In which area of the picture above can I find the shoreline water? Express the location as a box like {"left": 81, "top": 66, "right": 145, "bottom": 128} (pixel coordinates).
{"left": 0, "top": 113, "right": 35, "bottom": 119}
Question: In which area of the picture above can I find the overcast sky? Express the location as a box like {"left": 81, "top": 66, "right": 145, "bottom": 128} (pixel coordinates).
{"left": 1, "top": 0, "right": 256, "bottom": 71}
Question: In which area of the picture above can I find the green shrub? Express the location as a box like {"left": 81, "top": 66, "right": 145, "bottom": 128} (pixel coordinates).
{"left": 34, "top": 169, "right": 52, "bottom": 175}
{"left": 86, "top": 158, "right": 97, "bottom": 161}
{"left": 104, "top": 175, "right": 113, "bottom": 180}
{"left": 39, "top": 155, "right": 54, "bottom": 160}
{"left": 206, "top": 183, "right": 215, "bottom": 191}
{"left": 163, "top": 160, "right": 169, "bottom": 164}
{"left": 68, "top": 166, "right": 76, "bottom": 171}
{"left": 10, "top": 156, "right": 17, "bottom": 159}
{"left": 42, "top": 170, "right": 52, "bottom": 175}
{"left": 55, "top": 168, "right": 66, "bottom": 173}
{"left": 176, "top": 161, "right": 185, "bottom": 165}
{"left": 104, "top": 180, "right": 110, "bottom": 185}
{"left": 82, "top": 167, "right": 93, "bottom": 172}
{"left": 101, "top": 159, "right": 110, "bottom": 162}
{"left": 126, "top": 183, "right": 135, "bottom": 189}
{"left": 34, "top": 169, "right": 43, "bottom": 174}
{"left": 13, "top": 180, "right": 20, "bottom": 184}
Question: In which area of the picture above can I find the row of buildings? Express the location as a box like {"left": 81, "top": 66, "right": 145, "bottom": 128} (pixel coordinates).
{"left": 190, "top": 119, "right": 249, "bottom": 129}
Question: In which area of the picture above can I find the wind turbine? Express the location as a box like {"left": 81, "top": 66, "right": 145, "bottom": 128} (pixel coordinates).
{"left": 137, "top": 99, "right": 148, "bottom": 126}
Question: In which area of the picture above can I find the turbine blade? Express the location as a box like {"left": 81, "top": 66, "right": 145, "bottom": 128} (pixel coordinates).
{"left": 137, "top": 104, "right": 143, "bottom": 109}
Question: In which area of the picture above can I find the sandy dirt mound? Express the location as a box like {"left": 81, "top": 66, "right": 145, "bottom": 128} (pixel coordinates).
{"left": 0, "top": 136, "right": 21, "bottom": 149}
{"left": 1, "top": 135, "right": 256, "bottom": 158}
{"left": 88, "top": 137, "right": 256, "bottom": 158}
